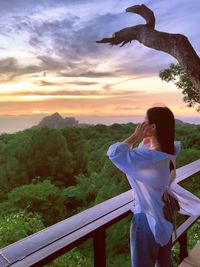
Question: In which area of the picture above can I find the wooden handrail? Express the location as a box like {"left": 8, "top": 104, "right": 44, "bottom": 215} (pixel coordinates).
{"left": 0, "top": 159, "right": 199, "bottom": 267}
{"left": 176, "top": 159, "right": 200, "bottom": 183}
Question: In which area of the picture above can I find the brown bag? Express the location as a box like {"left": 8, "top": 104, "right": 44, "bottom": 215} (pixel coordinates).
{"left": 163, "top": 160, "right": 180, "bottom": 223}
{"left": 162, "top": 191, "right": 180, "bottom": 238}
{"left": 162, "top": 192, "right": 180, "bottom": 223}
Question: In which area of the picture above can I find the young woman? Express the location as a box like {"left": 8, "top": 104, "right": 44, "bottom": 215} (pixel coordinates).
{"left": 106, "top": 106, "right": 200, "bottom": 267}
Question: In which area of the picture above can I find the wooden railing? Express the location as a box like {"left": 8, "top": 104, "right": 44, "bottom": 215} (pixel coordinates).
{"left": 0, "top": 159, "right": 200, "bottom": 267}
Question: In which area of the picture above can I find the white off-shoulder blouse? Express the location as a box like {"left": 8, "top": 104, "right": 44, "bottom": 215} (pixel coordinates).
{"left": 106, "top": 140, "right": 200, "bottom": 246}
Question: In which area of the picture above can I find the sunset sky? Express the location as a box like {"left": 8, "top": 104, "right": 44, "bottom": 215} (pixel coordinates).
{"left": 0, "top": 0, "right": 200, "bottom": 133}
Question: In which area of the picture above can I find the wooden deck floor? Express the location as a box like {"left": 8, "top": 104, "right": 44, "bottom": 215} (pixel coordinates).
{"left": 179, "top": 240, "right": 200, "bottom": 267}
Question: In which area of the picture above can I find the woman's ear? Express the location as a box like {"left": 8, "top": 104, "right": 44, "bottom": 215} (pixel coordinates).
{"left": 150, "top": 123, "right": 157, "bottom": 134}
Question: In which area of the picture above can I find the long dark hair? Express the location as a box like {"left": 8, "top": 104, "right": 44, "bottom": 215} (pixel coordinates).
{"left": 147, "top": 106, "right": 175, "bottom": 158}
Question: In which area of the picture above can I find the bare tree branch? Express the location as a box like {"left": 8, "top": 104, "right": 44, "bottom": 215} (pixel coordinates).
{"left": 96, "top": 4, "right": 200, "bottom": 97}
{"left": 126, "top": 4, "right": 155, "bottom": 29}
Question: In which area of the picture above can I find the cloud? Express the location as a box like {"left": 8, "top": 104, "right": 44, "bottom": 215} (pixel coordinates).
{"left": 0, "top": 12, "right": 127, "bottom": 80}
{"left": 34, "top": 80, "right": 99, "bottom": 86}
{"left": 57, "top": 71, "right": 118, "bottom": 78}
{"left": 0, "top": 0, "right": 199, "bottom": 85}
{"left": 0, "top": 0, "right": 199, "bottom": 127}
{"left": 114, "top": 106, "right": 144, "bottom": 110}
{"left": 0, "top": 57, "right": 39, "bottom": 75}
{"left": 0, "top": 57, "right": 19, "bottom": 74}
{"left": 0, "top": 57, "right": 42, "bottom": 83}
{"left": 4, "top": 89, "right": 144, "bottom": 96}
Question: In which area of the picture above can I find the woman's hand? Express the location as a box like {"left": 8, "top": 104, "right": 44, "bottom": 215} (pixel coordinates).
{"left": 122, "top": 122, "right": 152, "bottom": 145}
{"left": 133, "top": 122, "right": 152, "bottom": 141}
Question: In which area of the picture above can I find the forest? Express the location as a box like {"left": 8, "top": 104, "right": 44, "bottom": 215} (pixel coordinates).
{"left": 0, "top": 122, "right": 200, "bottom": 267}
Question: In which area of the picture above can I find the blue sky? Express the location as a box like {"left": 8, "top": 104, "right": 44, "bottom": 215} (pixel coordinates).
{"left": 0, "top": 0, "right": 199, "bottom": 132}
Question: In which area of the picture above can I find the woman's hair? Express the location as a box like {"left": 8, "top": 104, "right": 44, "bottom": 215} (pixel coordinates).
{"left": 146, "top": 106, "right": 175, "bottom": 159}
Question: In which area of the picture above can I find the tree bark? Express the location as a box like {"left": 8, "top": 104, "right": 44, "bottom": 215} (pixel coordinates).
{"left": 96, "top": 4, "right": 200, "bottom": 97}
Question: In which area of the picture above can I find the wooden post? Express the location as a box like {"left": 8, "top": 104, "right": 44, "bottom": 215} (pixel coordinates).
{"left": 179, "top": 232, "right": 188, "bottom": 263}
{"left": 93, "top": 229, "right": 106, "bottom": 267}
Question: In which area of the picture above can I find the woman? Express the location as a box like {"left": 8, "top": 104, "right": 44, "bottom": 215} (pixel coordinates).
{"left": 106, "top": 106, "right": 200, "bottom": 267}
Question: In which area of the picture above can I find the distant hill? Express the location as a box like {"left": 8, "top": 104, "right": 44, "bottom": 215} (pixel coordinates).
{"left": 32, "top": 112, "right": 89, "bottom": 129}
{"left": 31, "top": 112, "right": 192, "bottom": 130}
{"left": 175, "top": 118, "right": 191, "bottom": 125}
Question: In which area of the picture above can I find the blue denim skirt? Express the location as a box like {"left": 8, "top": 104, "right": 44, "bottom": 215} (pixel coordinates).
{"left": 130, "top": 212, "right": 173, "bottom": 267}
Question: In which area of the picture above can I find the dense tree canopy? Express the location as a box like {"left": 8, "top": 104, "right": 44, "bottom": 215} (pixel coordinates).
{"left": 0, "top": 122, "right": 199, "bottom": 266}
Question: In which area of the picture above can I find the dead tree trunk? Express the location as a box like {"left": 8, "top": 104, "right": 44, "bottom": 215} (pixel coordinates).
{"left": 96, "top": 4, "right": 200, "bottom": 97}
